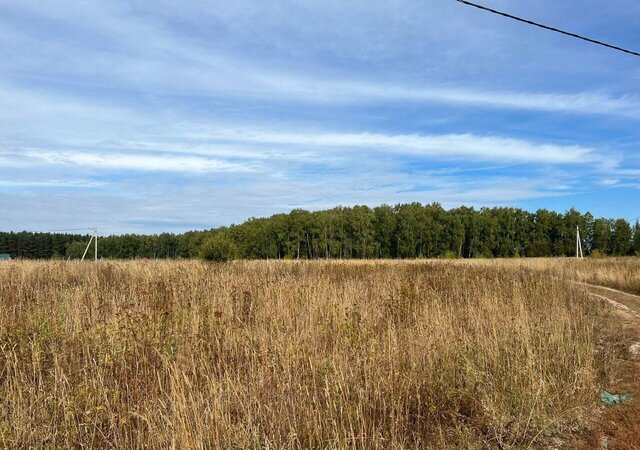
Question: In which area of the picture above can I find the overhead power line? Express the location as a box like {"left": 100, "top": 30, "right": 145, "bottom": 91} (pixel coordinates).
{"left": 457, "top": 0, "right": 640, "bottom": 58}
{"left": 47, "top": 228, "right": 94, "bottom": 233}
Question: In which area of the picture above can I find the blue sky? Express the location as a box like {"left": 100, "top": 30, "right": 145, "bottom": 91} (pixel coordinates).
{"left": 0, "top": 0, "right": 639, "bottom": 234}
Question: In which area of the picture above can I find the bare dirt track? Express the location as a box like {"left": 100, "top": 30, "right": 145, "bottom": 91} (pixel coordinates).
{"left": 585, "top": 284, "right": 640, "bottom": 317}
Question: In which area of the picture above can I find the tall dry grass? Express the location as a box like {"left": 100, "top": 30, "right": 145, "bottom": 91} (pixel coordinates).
{"left": 0, "top": 260, "right": 609, "bottom": 448}
{"left": 538, "top": 258, "right": 640, "bottom": 295}
{"left": 468, "top": 257, "right": 640, "bottom": 296}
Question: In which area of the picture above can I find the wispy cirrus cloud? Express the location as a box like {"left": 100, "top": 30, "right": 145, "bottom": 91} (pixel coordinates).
{"left": 0, "top": 128, "right": 607, "bottom": 174}
{"left": 1, "top": 2, "right": 639, "bottom": 119}
{"left": 0, "top": 179, "right": 104, "bottom": 188}
{"left": 226, "top": 74, "right": 640, "bottom": 117}
{"left": 1, "top": 149, "right": 256, "bottom": 173}
{"left": 185, "top": 128, "right": 605, "bottom": 165}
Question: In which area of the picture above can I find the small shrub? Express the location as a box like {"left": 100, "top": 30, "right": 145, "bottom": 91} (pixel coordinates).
{"left": 199, "top": 235, "right": 238, "bottom": 262}
{"left": 439, "top": 250, "right": 459, "bottom": 259}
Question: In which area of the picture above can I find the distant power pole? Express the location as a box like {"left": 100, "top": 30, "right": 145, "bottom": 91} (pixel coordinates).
{"left": 81, "top": 227, "right": 98, "bottom": 261}
{"left": 576, "top": 225, "right": 584, "bottom": 259}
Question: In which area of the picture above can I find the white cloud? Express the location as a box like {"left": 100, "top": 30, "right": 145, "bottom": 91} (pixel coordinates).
{"left": 2, "top": 3, "right": 639, "bottom": 118}
{"left": 242, "top": 74, "right": 640, "bottom": 117}
{"left": 0, "top": 179, "right": 104, "bottom": 188}
{"left": 3, "top": 125, "right": 606, "bottom": 172}
{"left": 187, "top": 128, "right": 603, "bottom": 165}
{"left": 8, "top": 149, "right": 256, "bottom": 173}
{"left": 0, "top": 82, "right": 142, "bottom": 125}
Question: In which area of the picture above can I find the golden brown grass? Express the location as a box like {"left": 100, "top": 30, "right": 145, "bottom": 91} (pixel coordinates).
{"left": 540, "top": 257, "right": 640, "bottom": 296}
{"left": 469, "top": 257, "right": 640, "bottom": 296}
{"left": 0, "top": 260, "right": 613, "bottom": 448}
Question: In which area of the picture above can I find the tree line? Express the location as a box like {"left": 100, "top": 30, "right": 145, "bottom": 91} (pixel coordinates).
{"left": 1, "top": 204, "right": 639, "bottom": 260}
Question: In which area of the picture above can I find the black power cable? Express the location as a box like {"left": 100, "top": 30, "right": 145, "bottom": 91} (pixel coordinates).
{"left": 457, "top": 0, "right": 640, "bottom": 58}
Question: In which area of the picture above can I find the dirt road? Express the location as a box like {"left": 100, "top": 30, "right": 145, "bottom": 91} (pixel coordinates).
{"left": 585, "top": 283, "right": 640, "bottom": 317}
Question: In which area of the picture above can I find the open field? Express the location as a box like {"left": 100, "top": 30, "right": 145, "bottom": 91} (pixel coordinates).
{"left": 420, "top": 257, "right": 640, "bottom": 296}
{"left": 0, "top": 259, "right": 635, "bottom": 448}
{"left": 531, "top": 257, "right": 640, "bottom": 296}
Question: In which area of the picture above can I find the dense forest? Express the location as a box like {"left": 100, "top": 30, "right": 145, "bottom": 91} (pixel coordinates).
{"left": 1, "top": 204, "right": 639, "bottom": 260}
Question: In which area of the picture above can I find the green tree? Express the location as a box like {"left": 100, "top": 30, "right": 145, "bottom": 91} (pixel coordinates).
{"left": 199, "top": 234, "right": 238, "bottom": 262}
{"left": 395, "top": 203, "right": 421, "bottom": 258}
{"left": 633, "top": 221, "right": 640, "bottom": 256}
{"left": 348, "top": 206, "right": 375, "bottom": 258}
{"left": 373, "top": 205, "right": 396, "bottom": 258}
{"left": 66, "top": 241, "right": 88, "bottom": 259}
{"left": 590, "top": 218, "right": 612, "bottom": 255}
{"left": 611, "top": 219, "right": 632, "bottom": 256}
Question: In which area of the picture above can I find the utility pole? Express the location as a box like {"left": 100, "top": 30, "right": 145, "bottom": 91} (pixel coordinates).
{"left": 81, "top": 227, "right": 98, "bottom": 261}
{"left": 576, "top": 225, "right": 584, "bottom": 259}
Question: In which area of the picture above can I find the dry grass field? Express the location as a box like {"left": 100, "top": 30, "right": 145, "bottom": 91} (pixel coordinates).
{"left": 0, "top": 259, "right": 633, "bottom": 448}
{"left": 431, "top": 257, "right": 640, "bottom": 296}
{"left": 534, "top": 257, "right": 640, "bottom": 296}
